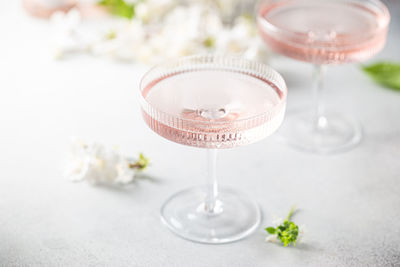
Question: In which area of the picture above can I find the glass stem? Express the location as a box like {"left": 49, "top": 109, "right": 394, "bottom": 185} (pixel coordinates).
{"left": 313, "top": 64, "right": 327, "bottom": 129}
{"left": 204, "top": 148, "right": 219, "bottom": 213}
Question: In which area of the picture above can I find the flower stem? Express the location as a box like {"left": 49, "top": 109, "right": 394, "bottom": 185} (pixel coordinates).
{"left": 286, "top": 205, "right": 296, "bottom": 221}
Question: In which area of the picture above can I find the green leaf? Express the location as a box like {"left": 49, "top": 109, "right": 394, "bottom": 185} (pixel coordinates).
{"left": 98, "top": 0, "right": 135, "bottom": 19}
{"left": 265, "top": 227, "right": 276, "bottom": 234}
{"left": 362, "top": 62, "right": 400, "bottom": 91}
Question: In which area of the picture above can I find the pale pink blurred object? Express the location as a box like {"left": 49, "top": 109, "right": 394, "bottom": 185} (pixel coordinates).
{"left": 23, "top": 0, "right": 77, "bottom": 18}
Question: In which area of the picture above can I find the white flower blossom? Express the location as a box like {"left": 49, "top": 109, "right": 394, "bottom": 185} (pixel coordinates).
{"left": 135, "top": 2, "right": 150, "bottom": 23}
{"left": 115, "top": 158, "right": 137, "bottom": 184}
{"left": 265, "top": 234, "right": 278, "bottom": 243}
{"left": 91, "top": 19, "right": 146, "bottom": 61}
{"left": 50, "top": 8, "right": 85, "bottom": 58}
{"left": 50, "top": 1, "right": 269, "bottom": 63}
{"left": 297, "top": 225, "right": 306, "bottom": 243}
{"left": 64, "top": 138, "right": 144, "bottom": 185}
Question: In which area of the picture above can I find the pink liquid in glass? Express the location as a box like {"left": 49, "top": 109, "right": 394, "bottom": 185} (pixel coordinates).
{"left": 258, "top": 0, "right": 390, "bottom": 64}
{"left": 141, "top": 70, "right": 286, "bottom": 148}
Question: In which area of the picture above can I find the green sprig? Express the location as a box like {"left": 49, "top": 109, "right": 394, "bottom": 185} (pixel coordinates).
{"left": 362, "top": 62, "right": 400, "bottom": 91}
{"left": 129, "top": 153, "right": 150, "bottom": 171}
{"left": 98, "top": 0, "right": 135, "bottom": 19}
{"left": 265, "top": 206, "right": 299, "bottom": 247}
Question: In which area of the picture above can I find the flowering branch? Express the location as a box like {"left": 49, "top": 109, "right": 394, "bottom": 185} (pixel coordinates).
{"left": 50, "top": 0, "right": 269, "bottom": 63}
{"left": 64, "top": 138, "right": 150, "bottom": 185}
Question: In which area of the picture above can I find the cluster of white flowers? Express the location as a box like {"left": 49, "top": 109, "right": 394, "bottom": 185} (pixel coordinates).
{"left": 50, "top": 0, "right": 269, "bottom": 63}
{"left": 64, "top": 138, "right": 148, "bottom": 185}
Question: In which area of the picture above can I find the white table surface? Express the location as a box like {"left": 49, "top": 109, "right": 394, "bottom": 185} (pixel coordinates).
{"left": 1, "top": 1, "right": 399, "bottom": 266}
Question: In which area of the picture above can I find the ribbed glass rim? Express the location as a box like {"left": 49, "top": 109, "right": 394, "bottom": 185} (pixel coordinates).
{"left": 139, "top": 54, "right": 287, "bottom": 125}
{"left": 256, "top": 0, "right": 390, "bottom": 47}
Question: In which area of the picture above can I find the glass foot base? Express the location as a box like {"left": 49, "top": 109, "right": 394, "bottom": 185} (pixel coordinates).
{"left": 160, "top": 186, "right": 261, "bottom": 244}
{"left": 277, "top": 111, "right": 362, "bottom": 154}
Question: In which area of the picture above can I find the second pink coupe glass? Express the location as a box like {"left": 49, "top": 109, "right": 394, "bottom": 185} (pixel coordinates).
{"left": 258, "top": 0, "right": 390, "bottom": 153}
